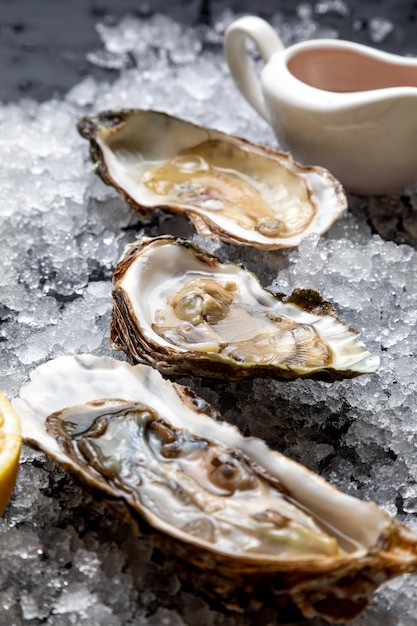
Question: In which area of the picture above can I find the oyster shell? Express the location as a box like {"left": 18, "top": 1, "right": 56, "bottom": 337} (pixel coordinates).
{"left": 13, "top": 354, "right": 417, "bottom": 622}
{"left": 77, "top": 109, "right": 347, "bottom": 249}
{"left": 111, "top": 235, "right": 379, "bottom": 380}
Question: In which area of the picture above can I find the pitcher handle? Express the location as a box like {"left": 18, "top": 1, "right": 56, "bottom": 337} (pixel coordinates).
{"left": 224, "top": 16, "right": 285, "bottom": 121}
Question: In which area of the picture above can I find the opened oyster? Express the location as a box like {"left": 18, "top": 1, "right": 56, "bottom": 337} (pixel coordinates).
{"left": 13, "top": 354, "right": 417, "bottom": 622}
{"left": 111, "top": 235, "right": 379, "bottom": 380}
{"left": 77, "top": 109, "right": 347, "bottom": 249}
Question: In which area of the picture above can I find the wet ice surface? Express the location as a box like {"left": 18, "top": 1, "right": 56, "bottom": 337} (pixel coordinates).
{"left": 1, "top": 3, "right": 417, "bottom": 626}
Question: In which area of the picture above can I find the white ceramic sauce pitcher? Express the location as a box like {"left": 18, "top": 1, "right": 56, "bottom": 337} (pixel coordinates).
{"left": 224, "top": 16, "right": 417, "bottom": 195}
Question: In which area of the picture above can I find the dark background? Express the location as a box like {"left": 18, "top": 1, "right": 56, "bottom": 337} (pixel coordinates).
{"left": 0, "top": 0, "right": 416, "bottom": 103}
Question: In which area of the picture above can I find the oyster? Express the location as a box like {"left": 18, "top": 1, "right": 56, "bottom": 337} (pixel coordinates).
{"left": 77, "top": 109, "right": 347, "bottom": 249}
{"left": 111, "top": 235, "right": 379, "bottom": 380}
{"left": 13, "top": 354, "right": 417, "bottom": 622}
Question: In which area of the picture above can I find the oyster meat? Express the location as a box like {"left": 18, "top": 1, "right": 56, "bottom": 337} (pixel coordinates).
{"left": 13, "top": 354, "right": 417, "bottom": 622}
{"left": 111, "top": 235, "right": 379, "bottom": 380}
{"left": 77, "top": 109, "right": 347, "bottom": 249}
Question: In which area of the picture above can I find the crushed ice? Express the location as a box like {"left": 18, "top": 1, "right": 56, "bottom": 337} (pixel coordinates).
{"left": 1, "top": 5, "right": 417, "bottom": 625}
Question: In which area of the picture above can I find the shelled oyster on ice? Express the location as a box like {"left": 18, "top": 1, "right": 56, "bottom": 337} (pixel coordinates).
{"left": 77, "top": 109, "right": 347, "bottom": 249}
{"left": 111, "top": 235, "right": 379, "bottom": 380}
{"left": 13, "top": 354, "right": 417, "bottom": 622}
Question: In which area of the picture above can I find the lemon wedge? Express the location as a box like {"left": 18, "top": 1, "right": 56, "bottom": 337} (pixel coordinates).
{"left": 0, "top": 392, "right": 21, "bottom": 515}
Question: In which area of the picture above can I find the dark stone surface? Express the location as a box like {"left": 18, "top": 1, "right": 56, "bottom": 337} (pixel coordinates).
{"left": 0, "top": 0, "right": 415, "bottom": 103}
